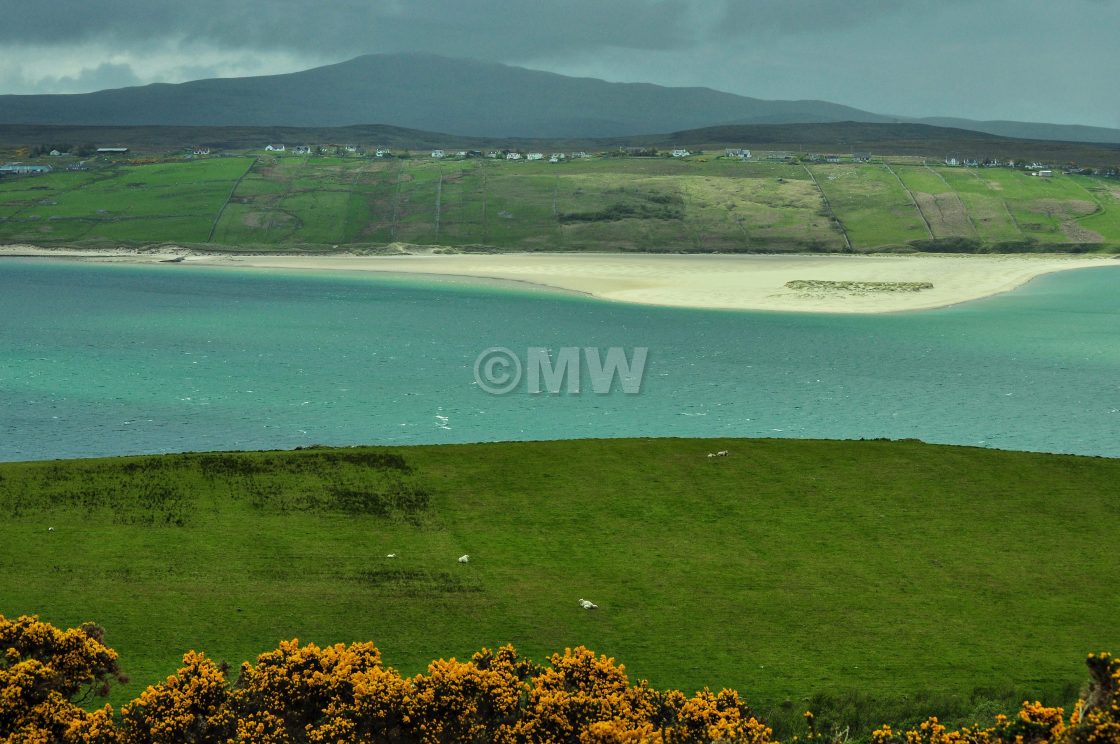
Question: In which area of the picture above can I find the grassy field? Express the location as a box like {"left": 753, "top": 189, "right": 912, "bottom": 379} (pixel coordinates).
{"left": 1, "top": 437, "right": 1117, "bottom": 736}
{"left": 2, "top": 153, "right": 1119, "bottom": 252}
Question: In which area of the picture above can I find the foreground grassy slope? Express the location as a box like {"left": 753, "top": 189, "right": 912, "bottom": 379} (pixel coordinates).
{"left": 3, "top": 155, "right": 1119, "bottom": 252}
{"left": 1, "top": 437, "right": 1117, "bottom": 716}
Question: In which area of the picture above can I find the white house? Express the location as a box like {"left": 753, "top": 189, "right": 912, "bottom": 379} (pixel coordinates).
{"left": 1035, "top": 169, "right": 1053, "bottom": 178}
{"left": 265, "top": 144, "right": 285, "bottom": 152}
{"left": 570, "top": 151, "right": 590, "bottom": 159}
{"left": 49, "top": 149, "right": 62, "bottom": 157}
{"left": 548, "top": 153, "right": 565, "bottom": 163}
{"left": 193, "top": 147, "right": 211, "bottom": 156}
{"left": 375, "top": 148, "right": 391, "bottom": 158}
{"left": 486, "top": 151, "right": 500, "bottom": 158}
{"left": 724, "top": 148, "right": 751, "bottom": 159}
{"left": 506, "top": 152, "right": 522, "bottom": 160}
{"left": 944, "top": 156, "right": 960, "bottom": 166}
{"left": 293, "top": 145, "right": 311, "bottom": 155}
{"left": 671, "top": 149, "right": 691, "bottom": 158}
{"left": 431, "top": 149, "right": 445, "bottom": 159}
{"left": 526, "top": 152, "right": 544, "bottom": 161}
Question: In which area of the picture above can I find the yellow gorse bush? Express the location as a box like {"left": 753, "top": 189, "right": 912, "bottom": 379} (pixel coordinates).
{"left": 2, "top": 614, "right": 1118, "bottom": 744}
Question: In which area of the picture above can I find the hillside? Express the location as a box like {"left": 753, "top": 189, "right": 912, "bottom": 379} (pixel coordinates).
{"left": 1, "top": 437, "right": 1117, "bottom": 737}
{"left": 2, "top": 151, "right": 1118, "bottom": 252}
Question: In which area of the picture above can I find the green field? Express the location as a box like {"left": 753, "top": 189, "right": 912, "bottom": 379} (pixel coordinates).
{"left": 2, "top": 153, "right": 1119, "bottom": 252}
{"left": 1, "top": 438, "right": 1117, "bottom": 736}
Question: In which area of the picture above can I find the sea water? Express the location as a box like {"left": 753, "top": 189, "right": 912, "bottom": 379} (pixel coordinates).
{"left": 0, "top": 259, "right": 1117, "bottom": 461}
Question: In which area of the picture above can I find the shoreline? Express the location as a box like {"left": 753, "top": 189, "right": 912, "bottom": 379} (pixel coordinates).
{"left": 1, "top": 244, "right": 1114, "bottom": 313}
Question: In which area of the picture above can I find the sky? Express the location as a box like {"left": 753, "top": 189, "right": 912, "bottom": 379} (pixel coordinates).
{"left": 1, "top": 0, "right": 1117, "bottom": 129}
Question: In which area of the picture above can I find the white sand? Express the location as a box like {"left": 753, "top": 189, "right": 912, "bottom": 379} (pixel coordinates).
{"left": 2, "top": 245, "right": 1113, "bottom": 313}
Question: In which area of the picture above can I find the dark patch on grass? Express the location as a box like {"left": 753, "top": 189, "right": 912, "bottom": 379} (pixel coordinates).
{"left": 352, "top": 568, "right": 482, "bottom": 596}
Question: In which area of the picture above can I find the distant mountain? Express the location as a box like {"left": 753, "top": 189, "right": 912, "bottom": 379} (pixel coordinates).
{"left": 0, "top": 53, "right": 893, "bottom": 137}
{"left": 1, "top": 53, "right": 1117, "bottom": 145}
{"left": 917, "top": 117, "right": 1120, "bottom": 145}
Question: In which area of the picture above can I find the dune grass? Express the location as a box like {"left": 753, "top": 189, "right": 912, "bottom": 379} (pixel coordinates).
{"left": 1, "top": 437, "right": 1116, "bottom": 737}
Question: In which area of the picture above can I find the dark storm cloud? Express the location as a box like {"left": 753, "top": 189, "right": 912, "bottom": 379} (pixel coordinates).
{"left": 0, "top": 0, "right": 946, "bottom": 59}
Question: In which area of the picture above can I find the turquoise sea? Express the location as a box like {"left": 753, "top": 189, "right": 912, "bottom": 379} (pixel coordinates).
{"left": 1, "top": 259, "right": 1117, "bottom": 461}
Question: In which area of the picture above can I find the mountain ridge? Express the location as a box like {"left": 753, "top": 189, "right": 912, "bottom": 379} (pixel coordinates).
{"left": 1, "top": 52, "right": 1117, "bottom": 144}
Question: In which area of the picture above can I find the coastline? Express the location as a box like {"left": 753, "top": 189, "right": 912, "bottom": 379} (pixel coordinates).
{"left": 0, "top": 244, "right": 1113, "bottom": 313}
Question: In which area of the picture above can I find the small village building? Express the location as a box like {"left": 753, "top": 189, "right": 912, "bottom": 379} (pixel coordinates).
{"left": 853, "top": 152, "right": 872, "bottom": 162}
{"left": 725, "top": 148, "right": 751, "bottom": 159}
{"left": 506, "top": 152, "right": 522, "bottom": 160}
{"left": 265, "top": 144, "right": 285, "bottom": 152}
{"left": 96, "top": 147, "right": 129, "bottom": 154}
{"left": 526, "top": 152, "right": 544, "bottom": 161}
{"left": 49, "top": 149, "right": 62, "bottom": 157}
{"left": 375, "top": 148, "right": 391, "bottom": 157}
{"left": 671, "top": 149, "right": 691, "bottom": 158}
{"left": 431, "top": 149, "right": 445, "bottom": 158}
{"left": 193, "top": 147, "right": 211, "bottom": 155}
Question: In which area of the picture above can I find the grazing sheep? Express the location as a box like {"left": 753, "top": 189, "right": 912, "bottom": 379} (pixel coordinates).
{"left": 458, "top": 554, "right": 470, "bottom": 564}
{"left": 47, "top": 527, "right": 55, "bottom": 532}
{"left": 707, "top": 453, "right": 715, "bottom": 458}
{"left": 386, "top": 553, "right": 398, "bottom": 559}
{"left": 716, "top": 450, "right": 729, "bottom": 457}
{"left": 579, "top": 598, "right": 598, "bottom": 610}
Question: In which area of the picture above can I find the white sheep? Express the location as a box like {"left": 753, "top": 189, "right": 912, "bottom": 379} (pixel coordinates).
{"left": 716, "top": 450, "right": 729, "bottom": 457}
{"left": 386, "top": 553, "right": 398, "bottom": 559}
{"left": 579, "top": 598, "right": 598, "bottom": 610}
{"left": 458, "top": 554, "right": 470, "bottom": 564}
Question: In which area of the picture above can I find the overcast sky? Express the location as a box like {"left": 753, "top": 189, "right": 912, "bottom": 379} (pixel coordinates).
{"left": 1, "top": 0, "right": 1117, "bottom": 128}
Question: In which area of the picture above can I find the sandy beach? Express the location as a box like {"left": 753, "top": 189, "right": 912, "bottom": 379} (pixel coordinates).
{"left": 1, "top": 244, "right": 1113, "bottom": 313}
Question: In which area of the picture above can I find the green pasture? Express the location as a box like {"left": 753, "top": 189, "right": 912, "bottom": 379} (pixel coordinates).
{"left": 2, "top": 154, "right": 1118, "bottom": 252}
{"left": 1, "top": 438, "right": 1117, "bottom": 738}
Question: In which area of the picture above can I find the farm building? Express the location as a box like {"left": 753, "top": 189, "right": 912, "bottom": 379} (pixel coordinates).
{"left": 725, "top": 148, "right": 751, "bottom": 159}
{"left": 853, "top": 152, "right": 872, "bottom": 162}
{"left": 431, "top": 149, "right": 445, "bottom": 158}
{"left": 944, "top": 156, "right": 960, "bottom": 166}
{"left": 95, "top": 147, "right": 129, "bottom": 154}
{"left": 526, "top": 152, "right": 544, "bottom": 161}
{"left": 506, "top": 152, "right": 522, "bottom": 160}
{"left": 825, "top": 154, "right": 842, "bottom": 163}
{"left": 671, "top": 149, "right": 691, "bottom": 158}
{"left": 375, "top": 148, "right": 392, "bottom": 157}
{"left": 193, "top": 147, "right": 211, "bottom": 155}
{"left": 0, "top": 163, "right": 52, "bottom": 175}
{"left": 265, "top": 144, "right": 285, "bottom": 152}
